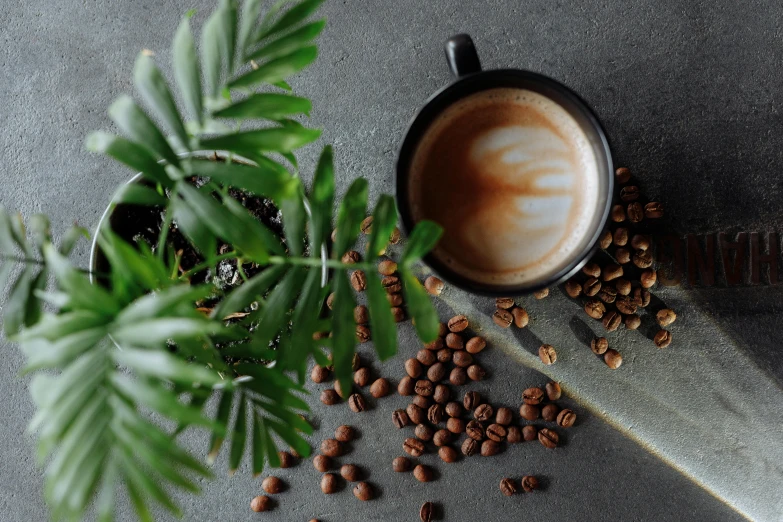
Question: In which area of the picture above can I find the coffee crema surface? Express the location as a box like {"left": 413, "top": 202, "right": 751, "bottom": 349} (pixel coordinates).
{"left": 409, "top": 87, "right": 600, "bottom": 285}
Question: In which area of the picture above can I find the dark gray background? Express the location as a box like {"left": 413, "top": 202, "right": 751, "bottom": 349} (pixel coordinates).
{"left": 2, "top": 0, "right": 782, "bottom": 521}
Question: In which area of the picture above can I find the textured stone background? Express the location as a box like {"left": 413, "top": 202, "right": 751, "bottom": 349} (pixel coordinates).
{"left": 1, "top": 0, "right": 782, "bottom": 520}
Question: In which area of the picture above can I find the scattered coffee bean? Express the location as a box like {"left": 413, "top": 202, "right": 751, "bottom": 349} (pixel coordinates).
{"left": 640, "top": 269, "right": 657, "bottom": 288}
{"left": 584, "top": 277, "right": 601, "bottom": 296}
{"left": 520, "top": 403, "right": 540, "bottom": 421}
{"left": 522, "top": 425, "right": 538, "bottom": 442}
{"left": 428, "top": 403, "right": 445, "bottom": 424}
{"left": 462, "top": 438, "right": 479, "bottom": 456}
{"left": 446, "top": 417, "right": 465, "bottom": 434}
{"left": 387, "top": 292, "right": 404, "bottom": 306}
{"left": 407, "top": 404, "right": 426, "bottom": 424}
{"left": 416, "top": 349, "right": 437, "bottom": 366}
{"left": 481, "top": 440, "right": 500, "bottom": 456}
{"left": 585, "top": 299, "right": 606, "bottom": 319}
{"left": 523, "top": 387, "right": 545, "bottom": 405}
{"left": 599, "top": 229, "right": 613, "bottom": 249}
{"left": 413, "top": 464, "right": 434, "bottom": 482}
{"left": 657, "top": 309, "right": 677, "bottom": 327}
{"left": 632, "top": 249, "right": 652, "bottom": 269}
{"left": 620, "top": 185, "right": 640, "bottom": 202}
{"left": 496, "top": 407, "right": 513, "bottom": 426}
{"left": 507, "top": 426, "right": 522, "bottom": 443}
{"left": 348, "top": 393, "right": 367, "bottom": 412}
{"left": 521, "top": 475, "right": 540, "bottom": 492}
{"left": 351, "top": 353, "right": 361, "bottom": 371}
{"left": 412, "top": 394, "right": 431, "bottom": 409}
{"left": 378, "top": 259, "right": 398, "bottom": 275}
{"left": 615, "top": 278, "right": 632, "bottom": 295}
{"left": 321, "top": 439, "right": 343, "bottom": 458}
{"left": 474, "top": 403, "right": 494, "bottom": 421}
{"left": 565, "top": 279, "right": 582, "bottom": 298}
{"left": 538, "top": 428, "right": 559, "bottom": 448}
{"left": 390, "top": 227, "right": 401, "bottom": 244}
{"left": 335, "top": 425, "right": 356, "bottom": 443}
{"left": 437, "top": 322, "right": 449, "bottom": 336}
{"left": 415, "top": 379, "right": 434, "bottom": 397}
{"left": 393, "top": 456, "right": 412, "bottom": 472}
{"left": 424, "top": 276, "right": 444, "bottom": 296}
{"left": 466, "top": 420, "right": 485, "bottom": 441}
{"left": 542, "top": 403, "right": 560, "bottom": 422}
{"left": 445, "top": 332, "right": 464, "bottom": 350}
{"left": 391, "top": 307, "right": 406, "bottom": 322}
{"left": 433, "top": 429, "right": 452, "bottom": 446}
{"left": 633, "top": 287, "right": 651, "bottom": 308}
{"left": 486, "top": 423, "right": 507, "bottom": 442}
{"left": 557, "top": 409, "right": 576, "bottom": 428}
{"left": 321, "top": 389, "right": 340, "bottom": 405}
{"left": 445, "top": 401, "right": 463, "bottom": 418}
{"left": 615, "top": 247, "right": 631, "bottom": 265}
{"left": 466, "top": 336, "right": 487, "bottom": 354}
{"left": 341, "top": 464, "right": 362, "bottom": 482}
{"left": 453, "top": 351, "right": 473, "bottom": 368}
{"left": 546, "top": 381, "right": 562, "bottom": 401}
{"left": 405, "top": 358, "right": 423, "bottom": 378}
{"left": 616, "top": 296, "right": 637, "bottom": 315}
{"left": 397, "top": 375, "right": 415, "bottom": 396}
{"left": 439, "top": 446, "right": 458, "bottom": 463}
{"left": 496, "top": 297, "right": 515, "bottom": 309}
{"left": 370, "top": 378, "right": 391, "bottom": 398}
{"left": 467, "top": 364, "right": 486, "bottom": 381}
{"left": 262, "top": 476, "right": 284, "bottom": 494}
{"left": 433, "top": 384, "right": 450, "bottom": 404}
{"left": 583, "top": 262, "right": 602, "bottom": 277}
{"left": 403, "top": 438, "right": 425, "bottom": 457}
{"left": 342, "top": 250, "right": 361, "bottom": 264}
{"left": 436, "top": 348, "right": 452, "bottom": 363}
{"left": 278, "top": 451, "right": 294, "bottom": 468}
{"left": 355, "top": 325, "right": 371, "bottom": 343}
{"left": 654, "top": 329, "right": 672, "bottom": 348}
{"left": 627, "top": 202, "right": 644, "bottom": 223}
{"left": 313, "top": 454, "right": 332, "bottom": 472}
{"left": 353, "top": 482, "right": 373, "bottom": 501}
{"left": 611, "top": 204, "right": 626, "bottom": 222}
{"left": 415, "top": 423, "right": 435, "bottom": 441}
{"left": 645, "top": 202, "right": 664, "bottom": 218}
{"left": 450, "top": 367, "right": 467, "bottom": 385}
{"left": 630, "top": 234, "right": 649, "bottom": 251}
{"left": 354, "top": 367, "right": 371, "bottom": 387}
{"left": 625, "top": 314, "right": 641, "bottom": 329}
{"left": 360, "top": 216, "right": 374, "bottom": 234}
{"left": 500, "top": 478, "right": 518, "bottom": 496}
{"left": 392, "top": 409, "right": 409, "bottom": 429}
{"left": 603, "top": 310, "right": 621, "bottom": 331}
{"left": 598, "top": 285, "right": 617, "bottom": 304}
{"left": 326, "top": 292, "right": 336, "bottom": 310}
{"left": 603, "top": 263, "right": 623, "bottom": 281}
{"left": 427, "top": 362, "right": 447, "bottom": 382}
{"left": 448, "top": 314, "right": 469, "bottom": 332}
{"left": 492, "top": 308, "right": 513, "bottom": 328}
{"left": 334, "top": 378, "right": 350, "bottom": 399}
{"left": 591, "top": 336, "right": 609, "bottom": 355}
{"left": 420, "top": 501, "right": 435, "bottom": 522}
{"left": 382, "top": 275, "right": 402, "bottom": 293}
{"left": 512, "top": 307, "right": 530, "bottom": 328}
{"left": 464, "top": 391, "right": 481, "bottom": 410}
{"left": 424, "top": 337, "right": 444, "bottom": 351}
{"left": 615, "top": 166, "right": 631, "bottom": 184}
{"left": 350, "top": 270, "right": 367, "bottom": 292}
{"left": 604, "top": 349, "right": 623, "bottom": 369}
{"left": 321, "top": 473, "right": 339, "bottom": 494}
{"left": 613, "top": 228, "right": 629, "bottom": 247}
{"left": 311, "top": 365, "right": 330, "bottom": 383}
{"left": 251, "top": 495, "right": 273, "bottom": 512}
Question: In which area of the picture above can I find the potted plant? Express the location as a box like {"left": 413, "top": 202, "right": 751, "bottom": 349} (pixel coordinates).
{"left": 0, "top": 0, "right": 442, "bottom": 520}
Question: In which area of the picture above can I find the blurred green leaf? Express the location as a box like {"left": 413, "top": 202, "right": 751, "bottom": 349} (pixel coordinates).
{"left": 367, "top": 195, "right": 397, "bottom": 258}
{"left": 257, "top": 0, "right": 324, "bottom": 40}
{"left": 308, "top": 145, "right": 334, "bottom": 251}
{"left": 248, "top": 19, "right": 325, "bottom": 61}
{"left": 85, "top": 132, "right": 172, "bottom": 188}
{"left": 111, "top": 183, "right": 167, "bottom": 207}
{"left": 208, "top": 391, "right": 233, "bottom": 462}
{"left": 365, "top": 272, "right": 397, "bottom": 360}
{"left": 133, "top": 54, "right": 189, "bottom": 149}
{"left": 256, "top": 0, "right": 297, "bottom": 39}
{"left": 113, "top": 348, "right": 223, "bottom": 387}
{"left": 218, "top": 0, "right": 238, "bottom": 75}
{"left": 189, "top": 158, "right": 293, "bottom": 202}
{"left": 400, "top": 219, "right": 442, "bottom": 267}
{"left": 112, "top": 318, "right": 225, "bottom": 347}
{"left": 212, "top": 264, "right": 287, "bottom": 318}
{"left": 221, "top": 194, "right": 286, "bottom": 256}
{"left": 280, "top": 181, "right": 306, "bottom": 256}
{"left": 251, "top": 412, "right": 266, "bottom": 475}
{"left": 200, "top": 125, "right": 321, "bottom": 153}
{"left": 330, "top": 269, "right": 356, "bottom": 398}
{"left": 399, "top": 268, "right": 439, "bottom": 342}
{"left": 20, "top": 328, "right": 108, "bottom": 373}
{"left": 255, "top": 399, "right": 312, "bottom": 434}
{"left": 170, "top": 195, "right": 218, "bottom": 259}
{"left": 248, "top": 266, "right": 305, "bottom": 350}
{"left": 119, "top": 448, "right": 181, "bottom": 517}
{"left": 228, "top": 391, "right": 247, "bottom": 474}
{"left": 267, "top": 417, "right": 310, "bottom": 457}
{"left": 283, "top": 267, "right": 321, "bottom": 379}
{"left": 172, "top": 17, "right": 203, "bottom": 125}
{"left": 16, "top": 311, "right": 108, "bottom": 343}
{"left": 3, "top": 266, "right": 35, "bottom": 337}
{"left": 333, "top": 178, "right": 368, "bottom": 257}
{"left": 108, "top": 95, "right": 180, "bottom": 167}
{"left": 272, "top": 80, "right": 293, "bottom": 90}
{"left": 201, "top": 7, "right": 223, "bottom": 98}
{"left": 214, "top": 93, "right": 312, "bottom": 120}
{"left": 59, "top": 225, "right": 89, "bottom": 256}
{"left": 115, "top": 284, "right": 211, "bottom": 324}
{"left": 229, "top": 46, "right": 317, "bottom": 89}
{"left": 97, "top": 231, "right": 171, "bottom": 293}
{"left": 238, "top": 0, "right": 262, "bottom": 54}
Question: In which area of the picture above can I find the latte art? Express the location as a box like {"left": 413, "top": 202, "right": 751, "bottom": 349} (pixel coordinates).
{"left": 409, "top": 88, "right": 600, "bottom": 285}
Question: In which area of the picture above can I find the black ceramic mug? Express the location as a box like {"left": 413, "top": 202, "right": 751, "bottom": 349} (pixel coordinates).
{"left": 396, "top": 34, "right": 614, "bottom": 296}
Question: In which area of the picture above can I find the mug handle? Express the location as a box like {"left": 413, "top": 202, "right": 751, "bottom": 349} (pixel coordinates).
{"left": 445, "top": 34, "right": 482, "bottom": 78}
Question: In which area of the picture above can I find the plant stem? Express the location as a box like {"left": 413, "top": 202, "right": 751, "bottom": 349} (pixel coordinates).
{"left": 179, "top": 251, "right": 239, "bottom": 280}
{"left": 267, "top": 256, "right": 370, "bottom": 271}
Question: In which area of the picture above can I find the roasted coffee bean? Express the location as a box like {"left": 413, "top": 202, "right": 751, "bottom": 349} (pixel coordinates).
{"left": 599, "top": 229, "right": 613, "bottom": 249}
{"left": 591, "top": 336, "right": 609, "bottom": 355}
{"left": 640, "top": 269, "right": 657, "bottom": 288}
{"left": 521, "top": 475, "right": 540, "bottom": 492}
{"left": 541, "top": 403, "right": 560, "bottom": 422}
{"left": 464, "top": 391, "right": 481, "bottom": 410}
{"left": 604, "top": 348, "right": 623, "bottom": 369}
{"left": 415, "top": 423, "right": 434, "bottom": 442}
{"left": 348, "top": 393, "right": 367, "bottom": 412}
{"left": 313, "top": 454, "right": 332, "bottom": 472}
{"left": 630, "top": 234, "right": 650, "bottom": 251}
{"left": 603, "top": 263, "right": 623, "bottom": 281}
{"left": 360, "top": 216, "right": 374, "bottom": 234}
{"left": 370, "top": 378, "right": 391, "bottom": 398}
{"left": 321, "top": 439, "right": 343, "bottom": 457}
{"left": 433, "top": 429, "right": 452, "bottom": 447}
{"left": 627, "top": 202, "right": 644, "bottom": 223}
{"left": 462, "top": 438, "right": 479, "bottom": 456}
{"left": 439, "top": 446, "right": 458, "bottom": 463}
{"left": 420, "top": 502, "right": 435, "bottom": 522}
{"left": 428, "top": 404, "right": 445, "bottom": 424}
{"left": 433, "top": 384, "right": 450, "bottom": 404}
{"left": 615, "top": 247, "right": 631, "bottom": 265}
{"left": 538, "top": 428, "right": 559, "bottom": 448}
{"left": 656, "top": 309, "right": 677, "bottom": 327}
{"left": 448, "top": 314, "right": 469, "bottom": 332}
{"left": 496, "top": 297, "right": 515, "bottom": 309}
{"left": 321, "top": 389, "right": 340, "bottom": 405}
{"left": 496, "top": 407, "right": 513, "bottom": 426}
{"left": 393, "top": 456, "right": 412, "bottom": 472}
{"left": 500, "top": 478, "right": 518, "bottom": 496}
{"left": 397, "top": 375, "right": 415, "bottom": 396}
{"left": 341, "top": 464, "right": 362, "bottom": 482}
{"left": 387, "top": 292, "right": 404, "bottom": 307}
{"left": 427, "top": 362, "right": 447, "bottom": 382}
{"left": 633, "top": 287, "right": 651, "bottom": 308}
{"left": 565, "top": 279, "right": 582, "bottom": 298}
{"left": 466, "top": 336, "right": 487, "bottom": 354}
{"left": 613, "top": 227, "right": 629, "bottom": 247}
{"left": 546, "top": 381, "right": 562, "bottom": 401}
{"left": 615, "top": 278, "right": 632, "bottom": 295}
{"left": 278, "top": 451, "right": 294, "bottom": 468}
{"left": 403, "top": 438, "right": 425, "bottom": 457}
{"left": 557, "top": 409, "right": 577, "bottom": 428}
{"left": 512, "top": 307, "right": 530, "bottom": 328}
{"left": 407, "top": 404, "right": 426, "bottom": 424}
{"left": 654, "top": 329, "right": 672, "bottom": 348}
{"left": 392, "top": 409, "right": 410, "bottom": 429}
{"left": 520, "top": 403, "right": 540, "bottom": 421}
{"left": 424, "top": 276, "right": 444, "bottom": 296}
{"left": 582, "top": 262, "right": 602, "bottom": 278}
{"left": 620, "top": 185, "right": 640, "bottom": 202}
{"left": 415, "top": 379, "right": 434, "bottom": 397}
{"left": 615, "top": 166, "right": 631, "bottom": 184}
{"left": 453, "top": 351, "right": 473, "bottom": 368}
{"left": 334, "top": 378, "right": 350, "bottom": 399}
{"left": 616, "top": 296, "right": 637, "bottom": 315}
{"left": 412, "top": 395, "right": 431, "bottom": 409}
{"left": 522, "top": 387, "right": 545, "bottom": 405}
{"left": 481, "top": 440, "right": 501, "bottom": 456}
{"left": 354, "top": 367, "right": 371, "bottom": 387}
{"left": 598, "top": 286, "right": 617, "bottom": 303}
{"left": 311, "top": 365, "right": 330, "bottom": 383}
{"left": 413, "top": 464, "right": 434, "bottom": 482}
{"left": 350, "top": 270, "right": 367, "bottom": 292}
{"left": 356, "top": 325, "right": 371, "bottom": 343}
{"left": 602, "top": 310, "right": 621, "bottom": 332}
{"left": 436, "top": 348, "right": 452, "bottom": 363}
{"left": 417, "top": 349, "right": 436, "bottom": 366}
{"left": 353, "top": 482, "right": 373, "bottom": 501}
{"left": 445, "top": 332, "right": 464, "bottom": 350}
{"left": 382, "top": 275, "right": 402, "bottom": 293}
{"left": 645, "top": 202, "right": 664, "bottom": 218}
{"left": 321, "top": 473, "right": 339, "bottom": 494}
{"left": 391, "top": 307, "right": 406, "bottom": 323}
{"left": 250, "top": 495, "right": 272, "bottom": 512}
{"left": 342, "top": 250, "right": 361, "bottom": 264}
{"left": 445, "top": 401, "right": 463, "bottom": 418}
{"left": 450, "top": 367, "right": 467, "bottom": 386}
{"left": 492, "top": 308, "right": 513, "bottom": 328}
{"left": 405, "top": 358, "right": 423, "bottom": 378}
{"left": 539, "top": 344, "right": 557, "bottom": 365}
{"left": 378, "top": 259, "right": 398, "bottom": 275}
{"left": 507, "top": 426, "right": 522, "bottom": 443}
{"left": 624, "top": 314, "right": 641, "bottom": 330}
{"left": 584, "top": 277, "right": 602, "bottom": 296}
{"left": 390, "top": 227, "right": 402, "bottom": 244}
{"left": 466, "top": 420, "right": 485, "bottom": 441}
{"left": 424, "top": 337, "right": 444, "bottom": 351}
{"left": 467, "top": 364, "right": 486, "bottom": 381}
{"left": 633, "top": 249, "right": 653, "bottom": 269}
{"left": 611, "top": 204, "right": 626, "bottom": 223}
{"left": 326, "top": 292, "right": 336, "bottom": 310}
{"left": 522, "top": 425, "right": 538, "bottom": 442}
{"left": 486, "top": 424, "right": 507, "bottom": 442}
{"left": 262, "top": 476, "right": 284, "bottom": 494}
{"left": 438, "top": 322, "right": 449, "bottom": 336}
{"left": 585, "top": 299, "right": 606, "bottom": 319}
{"left": 335, "top": 425, "right": 356, "bottom": 443}
{"left": 474, "top": 403, "right": 494, "bottom": 421}
{"left": 446, "top": 417, "right": 465, "bottom": 434}
{"left": 532, "top": 288, "right": 549, "bottom": 300}
{"left": 351, "top": 353, "right": 361, "bottom": 371}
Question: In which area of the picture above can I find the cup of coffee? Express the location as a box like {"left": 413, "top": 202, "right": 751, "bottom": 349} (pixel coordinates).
{"left": 396, "top": 34, "right": 614, "bottom": 296}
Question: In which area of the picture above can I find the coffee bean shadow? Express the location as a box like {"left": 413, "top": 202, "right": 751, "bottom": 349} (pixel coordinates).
{"left": 535, "top": 475, "right": 551, "bottom": 492}
{"left": 509, "top": 326, "right": 545, "bottom": 359}
{"left": 368, "top": 481, "right": 384, "bottom": 500}
{"left": 568, "top": 315, "right": 596, "bottom": 348}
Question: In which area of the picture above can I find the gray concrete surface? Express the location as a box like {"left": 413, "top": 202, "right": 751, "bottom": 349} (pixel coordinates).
{"left": 2, "top": 0, "right": 783, "bottom": 521}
